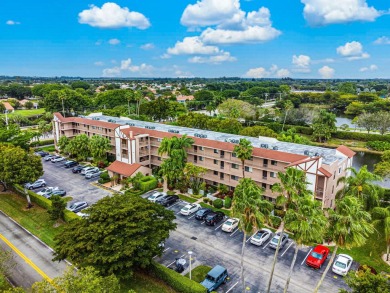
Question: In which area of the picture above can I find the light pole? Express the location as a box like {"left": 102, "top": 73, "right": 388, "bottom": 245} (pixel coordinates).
{"left": 188, "top": 251, "right": 193, "bottom": 280}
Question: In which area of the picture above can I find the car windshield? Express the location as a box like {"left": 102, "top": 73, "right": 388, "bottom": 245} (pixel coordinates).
{"left": 254, "top": 232, "right": 264, "bottom": 238}
{"left": 335, "top": 261, "right": 347, "bottom": 269}
{"left": 206, "top": 275, "right": 215, "bottom": 282}
{"left": 225, "top": 221, "right": 232, "bottom": 226}
{"left": 311, "top": 252, "right": 323, "bottom": 260}
{"left": 271, "top": 237, "right": 279, "bottom": 244}
{"left": 182, "top": 207, "right": 189, "bottom": 211}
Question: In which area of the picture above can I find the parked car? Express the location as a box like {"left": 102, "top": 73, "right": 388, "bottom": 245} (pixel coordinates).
{"left": 200, "top": 265, "right": 228, "bottom": 293}
{"left": 37, "top": 187, "right": 58, "bottom": 197}
{"left": 81, "top": 166, "right": 98, "bottom": 175}
{"left": 269, "top": 232, "right": 289, "bottom": 250}
{"left": 50, "top": 189, "right": 67, "bottom": 197}
{"left": 221, "top": 218, "right": 240, "bottom": 232}
{"left": 195, "top": 208, "right": 212, "bottom": 220}
{"left": 72, "top": 165, "right": 85, "bottom": 173}
{"left": 76, "top": 211, "right": 89, "bottom": 218}
{"left": 67, "top": 201, "right": 88, "bottom": 213}
{"left": 205, "top": 211, "right": 225, "bottom": 226}
{"left": 156, "top": 195, "right": 179, "bottom": 206}
{"left": 250, "top": 228, "right": 273, "bottom": 246}
{"left": 332, "top": 254, "right": 353, "bottom": 276}
{"left": 24, "top": 179, "right": 46, "bottom": 190}
{"left": 35, "top": 151, "right": 49, "bottom": 157}
{"left": 180, "top": 203, "right": 201, "bottom": 216}
{"left": 44, "top": 155, "right": 55, "bottom": 161}
{"left": 147, "top": 192, "right": 167, "bottom": 203}
{"left": 64, "top": 160, "right": 78, "bottom": 168}
{"left": 85, "top": 170, "right": 101, "bottom": 179}
{"left": 306, "top": 245, "right": 330, "bottom": 269}
{"left": 51, "top": 156, "right": 65, "bottom": 163}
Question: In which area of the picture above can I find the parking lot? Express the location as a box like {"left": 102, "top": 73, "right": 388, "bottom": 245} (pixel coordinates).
{"left": 39, "top": 158, "right": 111, "bottom": 207}
{"left": 142, "top": 192, "right": 354, "bottom": 293}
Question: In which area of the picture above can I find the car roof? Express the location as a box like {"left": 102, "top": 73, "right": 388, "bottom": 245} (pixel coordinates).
{"left": 207, "top": 265, "right": 227, "bottom": 278}
{"left": 313, "top": 245, "right": 330, "bottom": 253}
{"left": 337, "top": 254, "right": 352, "bottom": 263}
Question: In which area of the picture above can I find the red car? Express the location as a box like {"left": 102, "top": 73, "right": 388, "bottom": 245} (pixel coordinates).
{"left": 306, "top": 245, "right": 330, "bottom": 269}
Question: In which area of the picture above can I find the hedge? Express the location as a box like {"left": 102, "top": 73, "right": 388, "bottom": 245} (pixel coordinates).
{"left": 148, "top": 261, "right": 207, "bottom": 293}
{"left": 30, "top": 139, "right": 55, "bottom": 147}
{"left": 125, "top": 189, "right": 145, "bottom": 197}
{"left": 366, "top": 141, "right": 390, "bottom": 151}
{"left": 224, "top": 197, "right": 232, "bottom": 209}
{"left": 98, "top": 171, "right": 110, "bottom": 184}
{"left": 213, "top": 198, "right": 223, "bottom": 209}
{"left": 333, "top": 131, "right": 390, "bottom": 142}
{"left": 64, "top": 210, "right": 80, "bottom": 222}
{"left": 269, "top": 215, "right": 282, "bottom": 228}
{"left": 139, "top": 176, "right": 158, "bottom": 192}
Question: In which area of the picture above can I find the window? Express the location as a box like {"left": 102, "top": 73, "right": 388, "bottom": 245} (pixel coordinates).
{"left": 338, "top": 167, "right": 342, "bottom": 174}
{"left": 199, "top": 156, "right": 204, "bottom": 161}
{"left": 271, "top": 160, "right": 277, "bottom": 166}
{"left": 332, "top": 185, "right": 334, "bottom": 193}
{"left": 249, "top": 156, "right": 253, "bottom": 161}
{"left": 213, "top": 171, "right": 218, "bottom": 175}
{"left": 270, "top": 172, "right": 276, "bottom": 178}
{"left": 263, "top": 170, "right": 268, "bottom": 179}
{"left": 333, "top": 171, "right": 336, "bottom": 179}
{"left": 232, "top": 152, "right": 237, "bottom": 158}
{"left": 214, "top": 149, "right": 219, "bottom": 154}
{"left": 232, "top": 163, "right": 239, "bottom": 169}
{"left": 92, "top": 126, "right": 96, "bottom": 130}
{"left": 157, "top": 138, "right": 162, "bottom": 142}
{"left": 199, "top": 146, "right": 204, "bottom": 151}
{"left": 231, "top": 175, "right": 239, "bottom": 181}
{"left": 263, "top": 159, "right": 268, "bottom": 166}
{"left": 214, "top": 159, "right": 218, "bottom": 165}
{"left": 245, "top": 166, "right": 252, "bottom": 172}
{"left": 157, "top": 157, "right": 161, "bottom": 161}
{"left": 262, "top": 183, "right": 267, "bottom": 190}
{"left": 109, "top": 129, "right": 111, "bottom": 132}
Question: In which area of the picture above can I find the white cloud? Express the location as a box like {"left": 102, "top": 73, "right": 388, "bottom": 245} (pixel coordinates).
{"left": 374, "top": 36, "right": 390, "bottom": 45}
{"left": 102, "top": 58, "right": 154, "bottom": 77}
{"left": 359, "top": 64, "right": 378, "bottom": 72}
{"left": 179, "top": 0, "right": 281, "bottom": 44}
{"left": 312, "top": 58, "right": 335, "bottom": 64}
{"left": 6, "top": 20, "right": 20, "bottom": 25}
{"left": 301, "top": 0, "right": 383, "bottom": 26}
{"left": 167, "top": 36, "right": 221, "bottom": 55}
{"left": 292, "top": 55, "right": 311, "bottom": 72}
{"left": 78, "top": 2, "right": 150, "bottom": 29}
{"left": 140, "top": 43, "right": 155, "bottom": 50}
{"left": 336, "top": 41, "right": 370, "bottom": 60}
{"left": 276, "top": 68, "right": 290, "bottom": 78}
{"left": 318, "top": 66, "right": 335, "bottom": 79}
{"left": 94, "top": 61, "right": 104, "bottom": 66}
{"left": 160, "top": 53, "right": 171, "bottom": 59}
{"left": 245, "top": 67, "right": 269, "bottom": 78}
{"left": 244, "top": 65, "right": 290, "bottom": 78}
{"left": 188, "top": 52, "right": 236, "bottom": 64}
{"left": 108, "top": 38, "right": 120, "bottom": 45}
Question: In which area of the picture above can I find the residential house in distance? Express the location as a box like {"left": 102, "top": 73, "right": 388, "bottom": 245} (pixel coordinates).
{"left": 53, "top": 112, "right": 355, "bottom": 209}
{"left": 2, "top": 102, "right": 14, "bottom": 113}
{"left": 176, "top": 95, "right": 195, "bottom": 104}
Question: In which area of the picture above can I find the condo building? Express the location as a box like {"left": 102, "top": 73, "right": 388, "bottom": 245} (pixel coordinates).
{"left": 53, "top": 112, "right": 355, "bottom": 208}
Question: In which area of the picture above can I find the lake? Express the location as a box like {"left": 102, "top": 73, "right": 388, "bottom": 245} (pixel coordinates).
{"left": 352, "top": 151, "right": 388, "bottom": 188}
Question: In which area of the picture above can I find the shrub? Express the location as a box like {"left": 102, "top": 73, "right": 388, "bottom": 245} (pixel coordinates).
{"left": 167, "top": 191, "right": 176, "bottom": 196}
{"left": 125, "top": 189, "right": 144, "bottom": 197}
{"left": 48, "top": 195, "right": 66, "bottom": 221}
{"left": 98, "top": 171, "right": 110, "bottom": 184}
{"left": 203, "top": 197, "right": 209, "bottom": 203}
{"left": 148, "top": 262, "right": 207, "bottom": 293}
{"left": 334, "top": 131, "right": 390, "bottom": 142}
{"left": 63, "top": 210, "right": 80, "bottom": 222}
{"left": 366, "top": 141, "right": 390, "bottom": 151}
{"left": 213, "top": 199, "right": 224, "bottom": 209}
{"left": 30, "top": 139, "right": 55, "bottom": 147}
{"left": 224, "top": 197, "right": 232, "bottom": 209}
{"left": 139, "top": 176, "right": 158, "bottom": 192}
{"left": 269, "top": 215, "right": 282, "bottom": 228}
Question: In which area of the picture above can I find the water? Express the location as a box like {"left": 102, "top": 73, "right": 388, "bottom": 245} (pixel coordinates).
{"left": 336, "top": 116, "right": 354, "bottom": 128}
{"left": 352, "top": 151, "right": 389, "bottom": 188}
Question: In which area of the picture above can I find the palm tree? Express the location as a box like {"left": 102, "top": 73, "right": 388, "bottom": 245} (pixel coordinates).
{"left": 281, "top": 100, "right": 294, "bottom": 131}
{"left": 267, "top": 167, "right": 309, "bottom": 293}
{"left": 314, "top": 196, "right": 374, "bottom": 293}
{"left": 232, "top": 178, "right": 273, "bottom": 293}
{"left": 134, "top": 90, "right": 143, "bottom": 117}
{"left": 371, "top": 206, "right": 390, "bottom": 261}
{"left": 234, "top": 138, "right": 253, "bottom": 179}
{"left": 283, "top": 195, "right": 326, "bottom": 293}
{"left": 125, "top": 90, "right": 134, "bottom": 116}
{"left": 337, "top": 165, "right": 382, "bottom": 211}
{"left": 89, "top": 135, "right": 112, "bottom": 163}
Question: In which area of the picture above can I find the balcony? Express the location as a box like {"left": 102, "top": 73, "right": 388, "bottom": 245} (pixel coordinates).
{"left": 315, "top": 189, "right": 324, "bottom": 199}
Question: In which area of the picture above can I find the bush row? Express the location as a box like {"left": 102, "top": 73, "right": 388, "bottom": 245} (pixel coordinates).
{"left": 139, "top": 176, "right": 158, "bottom": 192}
{"left": 333, "top": 131, "right": 390, "bottom": 142}
{"left": 125, "top": 189, "right": 145, "bottom": 197}
{"left": 366, "top": 141, "right": 390, "bottom": 151}
{"left": 30, "top": 139, "right": 55, "bottom": 147}
{"left": 148, "top": 262, "right": 207, "bottom": 293}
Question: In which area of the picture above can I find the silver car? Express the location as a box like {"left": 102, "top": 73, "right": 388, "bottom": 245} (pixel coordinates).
{"left": 269, "top": 232, "right": 289, "bottom": 249}
{"left": 67, "top": 201, "right": 88, "bottom": 213}
{"left": 85, "top": 170, "right": 101, "bottom": 179}
{"left": 250, "top": 228, "right": 273, "bottom": 246}
{"left": 81, "top": 166, "right": 99, "bottom": 175}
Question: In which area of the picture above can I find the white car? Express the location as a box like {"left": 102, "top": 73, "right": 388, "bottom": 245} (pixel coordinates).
{"left": 81, "top": 167, "right": 99, "bottom": 175}
{"left": 332, "top": 254, "right": 353, "bottom": 276}
{"left": 37, "top": 187, "right": 58, "bottom": 197}
{"left": 147, "top": 192, "right": 167, "bottom": 203}
{"left": 250, "top": 228, "right": 273, "bottom": 246}
{"left": 221, "top": 218, "right": 240, "bottom": 232}
{"left": 51, "top": 156, "right": 65, "bottom": 163}
{"left": 85, "top": 170, "right": 101, "bottom": 179}
{"left": 180, "top": 203, "right": 201, "bottom": 216}
{"left": 76, "top": 211, "right": 89, "bottom": 218}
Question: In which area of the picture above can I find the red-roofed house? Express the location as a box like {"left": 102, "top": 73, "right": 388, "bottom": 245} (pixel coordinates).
{"left": 3, "top": 102, "right": 14, "bottom": 112}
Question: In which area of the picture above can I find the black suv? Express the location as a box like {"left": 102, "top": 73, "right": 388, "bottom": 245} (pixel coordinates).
{"left": 72, "top": 165, "right": 84, "bottom": 173}
{"left": 157, "top": 195, "right": 179, "bottom": 206}
{"left": 205, "top": 211, "right": 225, "bottom": 226}
{"left": 195, "top": 208, "right": 212, "bottom": 220}
{"left": 64, "top": 161, "right": 78, "bottom": 168}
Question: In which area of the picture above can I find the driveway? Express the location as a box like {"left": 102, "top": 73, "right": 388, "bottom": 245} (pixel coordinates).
{"left": 40, "top": 158, "right": 111, "bottom": 207}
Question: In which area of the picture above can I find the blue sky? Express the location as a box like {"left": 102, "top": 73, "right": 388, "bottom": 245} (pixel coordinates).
{"left": 1, "top": 0, "right": 389, "bottom": 78}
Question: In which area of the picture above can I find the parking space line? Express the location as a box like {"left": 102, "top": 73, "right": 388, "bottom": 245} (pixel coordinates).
{"left": 188, "top": 214, "right": 196, "bottom": 220}
{"left": 168, "top": 202, "right": 181, "bottom": 209}
{"left": 263, "top": 240, "right": 272, "bottom": 249}
{"left": 201, "top": 221, "right": 205, "bottom": 225}
{"left": 166, "top": 253, "right": 186, "bottom": 268}
{"left": 280, "top": 241, "right": 294, "bottom": 257}
{"left": 246, "top": 236, "right": 252, "bottom": 243}
{"left": 226, "top": 281, "right": 239, "bottom": 293}
{"left": 163, "top": 247, "right": 171, "bottom": 253}
{"left": 301, "top": 248, "right": 313, "bottom": 265}
{"left": 176, "top": 211, "right": 182, "bottom": 215}
{"left": 215, "top": 222, "right": 224, "bottom": 231}
{"left": 230, "top": 229, "right": 239, "bottom": 237}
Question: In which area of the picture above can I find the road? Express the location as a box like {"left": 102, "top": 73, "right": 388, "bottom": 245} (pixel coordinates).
{"left": 0, "top": 211, "right": 69, "bottom": 289}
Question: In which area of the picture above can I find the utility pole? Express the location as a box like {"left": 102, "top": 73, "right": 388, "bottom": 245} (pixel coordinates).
{"left": 4, "top": 110, "right": 9, "bottom": 130}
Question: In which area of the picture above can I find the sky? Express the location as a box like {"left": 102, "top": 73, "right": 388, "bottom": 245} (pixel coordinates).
{"left": 1, "top": 0, "right": 390, "bottom": 79}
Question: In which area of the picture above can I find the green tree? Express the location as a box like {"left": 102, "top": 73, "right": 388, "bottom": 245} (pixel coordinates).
{"left": 32, "top": 266, "right": 120, "bottom": 293}
{"left": 375, "top": 111, "right": 390, "bottom": 135}
{"left": 283, "top": 195, "right": 326, "bottom": 293}
{"left": 277, "top": 128, "right": 311, "bottom": 144}
{"left": 71, "top": 81, "right": 91, "bottom": 90}
{"left": 48, "top": 195, "right": 66, "bottom": 222}
{"left": 314, "top": 196, "right": 374, "bottom": 292}
{"left": 337, "top": 166, "right": 382, "bottom": 211}
{"left": 371, "top": 205, "right": 390, "bottom": 261}
{"left": 217, "top": 99, "right": 256, "bottom": 119}
{"left": 53, "top": 194, "right": 176, "bottom": 278}
{"left": 281, "top": 100, "right": 294, "bottom": 132}
{"left": 25, "top": 101, "right": 34, "bottom": 109}
{"left": 232, "top": 178, "right": 273, "bottom": 293}
{"left": 311, "top": 110, "right": 337, "bottom": 142}
{"left": 183, "top": 163, "right": 207, "bottom": 195}
{"left": 357, "top": 112, "right": 378, "bottom": 134}
{"left": 374, "top": 150, "right": 390, "bottom": 178}
{"left": 233, "top": 139, "right": 253, "bottom": 179}
{"left": 89, "top": 135, "right": 111, "bottom": 162}
{"left": 65, "top": 134, "right": 90, "bottom": 161}
{"left": 239, "top": 126, "right": 277, "bottom": 138}
{"left": 124, "top": 89, "right": 135, "bottom": 116}
{"left": 0, "top": 144, "right": 43, "bottom": 191}
{"left": 58, "top": 136, "right": 69, "bottom": 152}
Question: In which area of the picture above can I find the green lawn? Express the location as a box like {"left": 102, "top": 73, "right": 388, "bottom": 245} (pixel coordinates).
{"left": 200, "top": 202, "right": 231, "bottom": 216}
{"left": 0, "top": 193, "right": 63, "bottom": 248}
{"left": 185, "top": 265, "right": 212, "bottom": 283}
{"left": 177, "top": 194, "right": 198, "bottom": 203}
{"left": 1, "top": 108, "right": 45, "bottom": 117}
{"left": 121, "top": 271, "right": 177, "bottom": 293}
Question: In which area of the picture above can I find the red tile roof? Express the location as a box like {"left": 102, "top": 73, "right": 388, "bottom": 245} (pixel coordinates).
{"left": 336, "top": 145, "right": 356, "bottom": 158}
{"left": 53, "top": 112, "right": 120, "bottom": 129}
{"left": 285, "top": 156, "right": 319, "bottom": 168}
{"left": 121, "top": 127, "right": 308, "bottom": 163}
{"left": 106, "top": 161, "right": 142, "bottom": 177}
{"left": 3, "top": 102, "right": 14, "bottom": 111}
{"left": 318, "top": 167, "right": 332, "bottom": 178}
